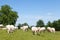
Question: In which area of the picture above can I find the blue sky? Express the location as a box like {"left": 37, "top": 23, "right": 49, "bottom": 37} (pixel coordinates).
{"left": 0, "top": 0, "right": 60, "bottom": 26}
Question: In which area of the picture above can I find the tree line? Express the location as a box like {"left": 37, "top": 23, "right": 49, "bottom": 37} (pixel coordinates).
{"left": 17, "top": 19, "right": 60, "bottom": 31}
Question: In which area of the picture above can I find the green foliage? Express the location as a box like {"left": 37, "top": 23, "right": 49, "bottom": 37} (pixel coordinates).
{"left": 0, "top": 5, "right": 18, "bottom": 25}
{"left": 22, "top": 23, "right": 29, "bottom": 26}
{"left": 17, "top": 24, "right": 22, "bottom": 29}
{"left": 36, "top": 20, "right": 45, "bottom": 27}
{"left": 52, "top": 19, "right": 60, "bottom": 31}
{"left": 46, "top": 21, "right": 52, "bottom": 27}
{"left": 1, "top": 5, "right": 11, "bottom": 15}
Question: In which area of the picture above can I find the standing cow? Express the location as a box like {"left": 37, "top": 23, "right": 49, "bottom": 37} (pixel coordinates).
{"left": 47, "top": 27, "right": 55, "bottom": 33}
{"left": 20, "top": 26, "right": 28, "bottom": 31}
{"left": 6, "top": 25, "right": 15, "bottom": 33}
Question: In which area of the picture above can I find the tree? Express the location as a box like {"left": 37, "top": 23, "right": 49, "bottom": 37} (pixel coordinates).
{"left": 36, "top": 20, "right": 45, "bottom": 27}
{"left": 56, "top": 19, "right": 60, "bottom": 31}
{"left": 8, "top": 11, "right": 18, "bottom": 25}
{"left": 57, "top": 19, "right": 60, "bottom": 27}
{"left": 17, "top": 24, "right": 22, "bottom": 29}
{"left": 52, "top": 20, "right": 58, "bottom": 31}
{"left": 46, "top": 21, "right": 52, "bottom": 27}
{"left": 0, "top": 5, "right": 18, "bottom": 25}
{"left": 22, "top": 23, "right": 29, "bottom": 26}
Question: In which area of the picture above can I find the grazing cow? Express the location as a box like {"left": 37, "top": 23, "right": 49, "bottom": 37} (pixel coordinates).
{"left": 47, "top": 27, "right": 55, "bottom": 33}
{"left": 20, "top": 27, "right": 23, "bottom": 29}
{"left": 14, "top": 27, "right": 18, "bottom": 30}
{"left": 0, "top": 24, "right": 4, "bottom": 28}
{"left": 31, "top": 27, "right": 40, "bottom": 35}
{"left": 47, "top": 27, "right": 52, "bottom": 32}
{"left": 20, "top": 26, "right": 28, "bottom": 31}
{"left": 51, "top": 28, "right": 55, "bottom": 33}
{"left": 39, "top": 27, "right": 46, "bottom": 33}
{"left": 6, "top": 25, "right": 15, "bottom": 33}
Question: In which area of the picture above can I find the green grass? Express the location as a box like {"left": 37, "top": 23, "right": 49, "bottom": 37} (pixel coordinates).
{"left": 0, "top": 29, "right": 60, "bottom": 40}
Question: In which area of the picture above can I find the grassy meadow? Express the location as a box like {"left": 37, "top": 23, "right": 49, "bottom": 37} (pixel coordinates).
{"left": 0, "top": 29, "right": 60, "bottom": 40}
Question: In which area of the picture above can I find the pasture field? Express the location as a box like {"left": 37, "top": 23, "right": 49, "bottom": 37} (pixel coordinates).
{"left": 0, "top": 29, "right": 60, "bottom": 40}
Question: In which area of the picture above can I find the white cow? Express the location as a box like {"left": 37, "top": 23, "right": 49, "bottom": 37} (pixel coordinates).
{"left": 47, "top": 27, "right": 52, "bottom": 32}
{"left": 0, "top": 24, "right": 3, "bottom": 27}
{"left": 20, "top": 27, "right": 23, "bottom": 30}
{"left": 39, "top": 27, "right": 46, "bottom": 33}
{"left": 6, "top": 25, "right": 15, "bottom": 33}
{"left": 51, "top": 28, "right": 55, "bottom": 33}
{"left": 31, "top": 27, "right": 40, "bottom": 35}
{"left": 0, "top": 24, "right": 3, "bottom": 28}
{"left": 20, "top": 26, "right": 28, "bottom": 31}
{"left": 14, "top": 27, "right": 18, "bottom": 30}
{"left": 47, "top": 27, "right": 55, "bottom": 33}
